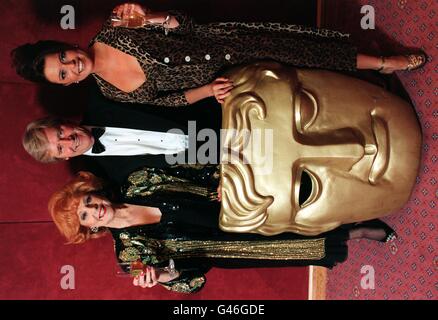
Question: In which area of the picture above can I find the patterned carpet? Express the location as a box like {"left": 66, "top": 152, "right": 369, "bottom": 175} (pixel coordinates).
{"left": 324, "top": 0, "right": 437, "bottom": 300}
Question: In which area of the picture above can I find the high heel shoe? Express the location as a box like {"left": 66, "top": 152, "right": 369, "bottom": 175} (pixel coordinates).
{"left": 354, "top": 219, "right": 398, "bottom": 243}
{"left": 377, "top": 53, "right": 427, "bottom": 74}
{"left": 404, "top": 53, "right": 428, "bottom": 71}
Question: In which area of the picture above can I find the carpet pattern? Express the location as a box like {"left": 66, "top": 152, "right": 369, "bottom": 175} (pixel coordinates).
{"left": 325, "top": 0, "right": 437, "bottom": 300}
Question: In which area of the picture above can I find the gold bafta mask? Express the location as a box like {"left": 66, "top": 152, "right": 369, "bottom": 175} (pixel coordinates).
{"left": 219, "top": 62, "right": 422, "bottom": 236}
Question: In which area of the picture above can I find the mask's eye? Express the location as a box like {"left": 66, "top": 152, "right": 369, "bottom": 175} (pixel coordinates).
{"left": 294, "top": 87, "right": 318, "bottom": 134}
{"left": 295, "top": 168, "right": 320, "bottom": 208}
{"left": 299, "top": 171, "right": 312, "bottom": 206}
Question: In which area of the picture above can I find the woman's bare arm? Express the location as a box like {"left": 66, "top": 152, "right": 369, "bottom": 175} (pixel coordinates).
{"left": 185, "top": 78, "right": 234, "bottom": 104}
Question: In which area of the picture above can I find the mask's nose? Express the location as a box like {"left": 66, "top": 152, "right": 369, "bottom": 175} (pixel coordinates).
{"left": 298, "top": 130, "right": 364, "bottom": 169}
{"left": 301, "top": 142, "right": 363, "bottom": 159}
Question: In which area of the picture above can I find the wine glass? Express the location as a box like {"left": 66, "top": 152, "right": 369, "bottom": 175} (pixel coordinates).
{"left": 163, "top": 258, "right": 178, "bottom": 277}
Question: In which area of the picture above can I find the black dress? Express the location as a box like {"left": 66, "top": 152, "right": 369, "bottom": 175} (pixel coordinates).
{"left": 111, "top": 165, "right": 350, "bottom": 294}
{"left": 91, "top": 11, "right": 357, "bottom": 107}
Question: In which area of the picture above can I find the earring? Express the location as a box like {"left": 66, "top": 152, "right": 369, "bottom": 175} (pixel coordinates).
{"left": 90, "top": 226, "right": 99, "bottom": 233}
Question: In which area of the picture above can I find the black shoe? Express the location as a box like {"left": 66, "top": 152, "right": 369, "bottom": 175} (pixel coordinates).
{"left": 355, "top": 219, "right": 398, "bottom": 243}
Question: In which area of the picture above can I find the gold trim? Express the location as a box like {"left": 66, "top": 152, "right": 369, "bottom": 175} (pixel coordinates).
{"left": 163, "top": 238, "right": 326, "bottom": 260}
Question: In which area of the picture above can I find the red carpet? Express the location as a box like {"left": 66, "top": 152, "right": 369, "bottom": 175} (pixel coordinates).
{"left": 324, "top": 0, "right": 437, "bottom": 300}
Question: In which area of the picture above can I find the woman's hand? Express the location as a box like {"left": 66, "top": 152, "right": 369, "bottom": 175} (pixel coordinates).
{"left": 132, "top": 266, "right": 180, "bottom": 288}
{"left": 185, "top": 78, "right": 233, "bottom": 105}
{"left": 132, "top": 266, "right": 158, "bottom": 288}
{"left": 209, "top": 78, "right": 234, "bottom": 104}
{"left": 111, "top": 3, "right": 149, "bottom": 27}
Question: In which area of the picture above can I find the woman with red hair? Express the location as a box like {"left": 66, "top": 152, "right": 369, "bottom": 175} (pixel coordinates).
{"left": 49, "top": 165, "right": 397, "bottom": 294}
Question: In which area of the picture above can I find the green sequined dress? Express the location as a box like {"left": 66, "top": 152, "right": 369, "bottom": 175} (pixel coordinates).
{"left": 112, "top": 164, "right": 350, "bottom": 293}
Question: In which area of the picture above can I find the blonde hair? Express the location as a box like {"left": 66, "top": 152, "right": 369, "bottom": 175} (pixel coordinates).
{"left": 23, "top": 117, "right": 71, "bottom": 163}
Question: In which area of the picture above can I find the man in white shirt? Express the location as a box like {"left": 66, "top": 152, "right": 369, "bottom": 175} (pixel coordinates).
{"left": 23, "top": 90, "right": 221, "bottom": 185}
{"left": 27, "top": 121, "right": 189, "bottom": 160}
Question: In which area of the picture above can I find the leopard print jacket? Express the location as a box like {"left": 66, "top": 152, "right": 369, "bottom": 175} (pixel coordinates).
{"left": 90, "top": 11, "right": 357, "bottom": 107}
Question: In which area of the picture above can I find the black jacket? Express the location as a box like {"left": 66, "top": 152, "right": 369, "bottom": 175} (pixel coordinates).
{"left": 77, "top": 86, "right": 221, "bottom": 186}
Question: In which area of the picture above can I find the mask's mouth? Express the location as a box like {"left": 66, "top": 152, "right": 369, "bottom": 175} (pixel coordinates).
{"left": 368, "top": 113, "right": 389, "bottom": 185}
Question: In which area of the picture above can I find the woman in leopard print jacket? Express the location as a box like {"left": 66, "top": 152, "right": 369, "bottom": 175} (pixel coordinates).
{"left": 12, "top": 3, "right": 427, "bottom": 107}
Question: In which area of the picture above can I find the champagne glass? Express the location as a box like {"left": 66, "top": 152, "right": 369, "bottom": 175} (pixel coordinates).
{"left": 110, "top": 11, "right": 171, "bottom": 35}
{"left": 116, "top": 258, "right": 177, "bottom": 278}
{"left": 110, "top": 11, "right": 148, "bottom": 28}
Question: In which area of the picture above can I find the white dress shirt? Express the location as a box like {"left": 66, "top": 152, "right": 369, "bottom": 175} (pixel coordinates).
{"left": 83, "top": 126, "right": 188, "bottom": 156}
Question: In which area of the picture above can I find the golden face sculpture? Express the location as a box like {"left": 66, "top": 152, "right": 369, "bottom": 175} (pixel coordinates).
{"left": 219, "top": 62, "right": 422, "bottom": 236}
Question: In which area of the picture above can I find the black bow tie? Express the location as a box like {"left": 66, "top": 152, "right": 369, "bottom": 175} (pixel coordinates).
{"left": 91, "top": 127, "right": 106, "bottom": 154}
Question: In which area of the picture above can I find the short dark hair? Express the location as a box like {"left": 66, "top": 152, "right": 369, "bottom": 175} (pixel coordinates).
{"left": 11, "top": 40, "right": 76, "bottom": 83}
